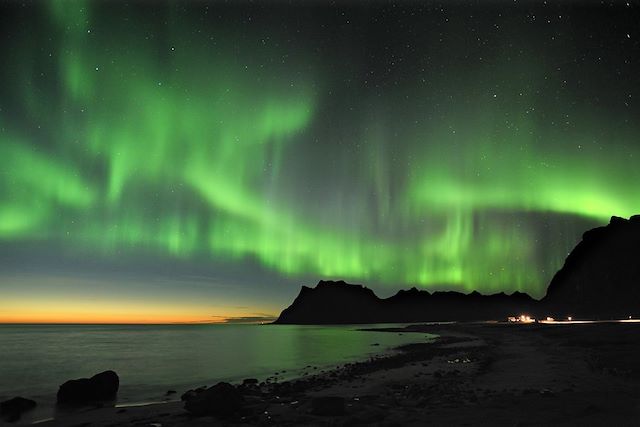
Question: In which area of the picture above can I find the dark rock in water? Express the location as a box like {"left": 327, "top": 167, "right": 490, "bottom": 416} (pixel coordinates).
{"left": 242, "top": 378, "right": 258, "bottom": 386}
{"left": 180, "top": 386, "right": 209, "bottom": 402}
{"left": 183, "top": 382, "right": 243, "bottom": 417}
{"left": 311, "top": 396, "right": 345, "bottom": 416}
{"left": 181, "top": 390, "right": 198, "bottom": 402}
{"left": 165, "top": 390, "right": 177, "bottom": 396}
{"left": 91, "top": 370, "right": 119, "bottom": 397}
{"left": 544, "top": 215, "right": 640, "bottom": 318}
{"left": 1, "top": 397, "right": 37, "bottom": 422}
{"left": 57, "top": 370, "right": 119, "bottom": 405}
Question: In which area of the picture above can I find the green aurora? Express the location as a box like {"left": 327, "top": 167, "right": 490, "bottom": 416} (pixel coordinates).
{"left": 1, "top": 1, "right": 638, "bottom": 301}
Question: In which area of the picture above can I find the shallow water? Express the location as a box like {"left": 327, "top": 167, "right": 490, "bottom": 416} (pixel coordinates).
{"left": 0, "top": 323, "right": 434, "bottom": 415}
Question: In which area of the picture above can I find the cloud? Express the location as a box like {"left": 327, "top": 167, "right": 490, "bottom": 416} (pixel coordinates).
{"left": 215, "top": 314, "right": 277, "bottom": 324}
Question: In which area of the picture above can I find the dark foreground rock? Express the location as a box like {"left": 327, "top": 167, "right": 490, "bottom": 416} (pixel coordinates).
{"left": 57, "top": 370, "right": 119, "bottom": 405}
{"left": 0, "top": 397, "right": 36, "bottom": 422}
{"left": 183, "top": 382, "right": 244, "bottom": 417}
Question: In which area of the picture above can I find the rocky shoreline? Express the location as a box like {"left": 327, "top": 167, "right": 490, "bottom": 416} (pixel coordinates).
{"left": 7, "top": 322, "right": 640, "bottom": 426}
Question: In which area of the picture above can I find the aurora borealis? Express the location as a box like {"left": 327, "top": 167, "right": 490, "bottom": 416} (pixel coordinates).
{"left": 1, "top": 1, "right": 638, "bottom": 323}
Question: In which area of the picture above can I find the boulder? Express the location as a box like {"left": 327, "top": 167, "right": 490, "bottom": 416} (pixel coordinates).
{"left": 57, "top": 370, "right": 119, "bottom": 405}
{"left": 181, "top": 386, "right": 206, "bottom": 401}
{"left": 0, "top": 397, "right": 36, "bottom": 422}
{"left": 184, "top": 382, "right": 243, "bottom": 417}
{"left": 311, "top": 396, "right": 345, "bottom": 416}
{"left": 181, "top": 390, "right": 197, "bottom": 401}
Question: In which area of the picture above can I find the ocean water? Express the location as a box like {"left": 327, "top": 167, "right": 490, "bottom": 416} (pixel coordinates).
{"left": 0, "top": 323, "right": 434, "bottom": 419}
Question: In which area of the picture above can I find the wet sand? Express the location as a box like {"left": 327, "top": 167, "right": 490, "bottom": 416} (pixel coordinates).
{"left": 25, "top": 322, "right": 640, "bottom": 426}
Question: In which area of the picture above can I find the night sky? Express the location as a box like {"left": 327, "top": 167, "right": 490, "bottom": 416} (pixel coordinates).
{"left": 1, "top": 1, "right": 638, "bottom": 323}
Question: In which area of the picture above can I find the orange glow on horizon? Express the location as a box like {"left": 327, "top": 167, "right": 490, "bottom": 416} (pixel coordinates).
{"left": 0, "top": 296, "right": 276, "bottom": 325}
{"left": 0, "top": 312, "right": 227, "bottom": 324}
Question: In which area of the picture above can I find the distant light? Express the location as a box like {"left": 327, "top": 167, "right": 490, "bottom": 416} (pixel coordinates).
{"left": 568, "top": 316, "right": 572, "bottom": 321}
{"left": 546, "top": 317, "right": 554, "bottom": 322}
{"left": 629, "top": 316, "right": 632, "bottom": 320}
{"left": 518, "top": 314, "right": 534, "bottom": 323}
{"left": 508, "top": 315, "right": 536, "bottom": 323}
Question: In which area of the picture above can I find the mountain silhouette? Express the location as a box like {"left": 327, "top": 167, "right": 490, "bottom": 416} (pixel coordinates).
{"left": 275, "top": 280, "right": 536, "bottom": 324}
{"left": 276, "top": 216, "right": 640, "bottom": 324}
{"left": 275, "top": 280, "right": 384, "bottom": 324}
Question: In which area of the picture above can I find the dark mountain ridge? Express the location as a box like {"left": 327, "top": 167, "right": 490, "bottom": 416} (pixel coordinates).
{"left": 276, "top": 215, "right": 640, "bottom": 324}
{"left": 275, "top": 280, "right": 537, "bottom": 324}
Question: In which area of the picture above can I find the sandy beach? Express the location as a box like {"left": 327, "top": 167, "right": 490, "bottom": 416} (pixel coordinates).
{"left": 11, "top": 322, "right": 636, "bottom": 426}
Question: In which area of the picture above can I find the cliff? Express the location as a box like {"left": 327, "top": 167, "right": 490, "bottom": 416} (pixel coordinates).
{"left": 543, "top": 215, "right": 640, "bottom": 318}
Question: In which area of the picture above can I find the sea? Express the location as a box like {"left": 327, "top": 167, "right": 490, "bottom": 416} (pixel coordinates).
{"left": 0, "top": 323, "right": 435, "bottom": 422}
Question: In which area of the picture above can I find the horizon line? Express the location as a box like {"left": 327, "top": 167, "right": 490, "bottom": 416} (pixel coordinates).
{"left": 0, "top": 321, "right": 274, "bottom": 326}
